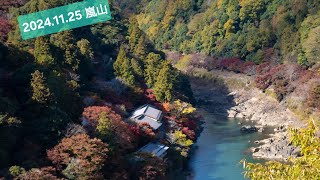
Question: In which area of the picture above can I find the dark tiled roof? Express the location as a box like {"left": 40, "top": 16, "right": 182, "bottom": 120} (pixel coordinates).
{"left": 138, "top": 143, "right": 169, "bottom": 157}
{"left": 130, "top": 104, "right": 163, "bottom": 130}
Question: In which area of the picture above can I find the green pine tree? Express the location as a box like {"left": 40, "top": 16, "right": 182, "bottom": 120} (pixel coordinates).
{"left": 34, "top": 36, "right": 55, "bottom": 66}
{"left": 153, "top": 61, "right": 176, "bottom": 102}
{"left": 128, "top": 18, "right": 142, "bottom": 53}
{"left": 144, "top": 53, "right": 163, "bottom": 87}
{"left": 134, "top": 35, "right": 147, "bottom": 59}
{"left": 121, "top": 57, "right": 136, "bottom": 87}
{"left": 131, "top": 58, "right": 144, "bottom": 79}
{"left": 30, "top": 70, "right": 52, "bottom": 104}
{"left": 65, "top": 47, "right": 80, "bottom": 71}
{"left": 113, "top": 45, "right": 127, "bottom": 77}
{"left": 50, "top": 31, "right": 79, "bottom": 70}
{"left": 77, "top": 39, "right": 94, "bottom": 61}
{"left": 113, "top": 45, "right": 136, "bottom": 86}
{"left": 96, "top": 112, "right": 112, "bottom": 140}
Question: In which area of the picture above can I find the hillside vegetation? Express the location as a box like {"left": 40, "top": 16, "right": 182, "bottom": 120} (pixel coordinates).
{"left": 137, "top": 0, "right": 320, "bottom": 65}
{"left": 2, "top": 0, "right": 320, "bottom": 179}
{"left": 134, "top": 0, "right": 320, "bottom": 124}
{"left": 0, "top": 0, "right": 197, "bottom": 179}
{"left": 133, "top": 0, "right": 320, "bottom": 179}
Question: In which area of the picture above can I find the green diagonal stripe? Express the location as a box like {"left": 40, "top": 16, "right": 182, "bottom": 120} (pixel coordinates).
{"left": 18, "top": 0, "right": 112, "bottom": 40}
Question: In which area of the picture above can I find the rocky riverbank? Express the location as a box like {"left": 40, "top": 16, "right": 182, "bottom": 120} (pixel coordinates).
{"left": 251, "top": 132, "right": 300, "bottom": 160}
{"left": 190, "top": 69, "right": 304, "bottom": 161}
{"left": 226, "top": 88, "right": 303, "bottom": 127}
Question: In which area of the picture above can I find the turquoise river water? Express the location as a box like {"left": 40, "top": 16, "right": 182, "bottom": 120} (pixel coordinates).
{"left": 188, "top": 108, "right": 273, "bottom": 180}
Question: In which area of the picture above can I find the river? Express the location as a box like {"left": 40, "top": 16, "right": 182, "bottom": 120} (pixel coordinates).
{"left": 188, "top": 108, "right": 273, "bottom": 180}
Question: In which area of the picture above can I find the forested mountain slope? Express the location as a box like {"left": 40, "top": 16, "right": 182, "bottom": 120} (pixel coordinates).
{"left": 136, "top": 0, "right": 320, "bottom": 65}
{"left": 2, "top": 0, "right": 320, "bottom": 179}
{"left": 0, "top": 0, "right": 196, "bottom": 179}
{"left": 136, "top": 0, "right": 320, "bottom": 126}
{"left": 129, "top": 0, "right": 320, "bottom": 179}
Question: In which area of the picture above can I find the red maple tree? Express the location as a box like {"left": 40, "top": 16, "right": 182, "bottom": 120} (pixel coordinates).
{"left": 47, "top": 134, "right": 109, "bottom": 179}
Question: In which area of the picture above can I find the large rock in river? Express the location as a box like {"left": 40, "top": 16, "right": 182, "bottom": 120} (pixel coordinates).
{"left": 240, "top": 125, "right": 258, "bottom": 133}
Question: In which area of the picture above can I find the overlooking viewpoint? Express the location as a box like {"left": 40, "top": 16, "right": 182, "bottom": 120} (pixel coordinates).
{"left": 1, "top": 0, "right": 320, "bottom": 179}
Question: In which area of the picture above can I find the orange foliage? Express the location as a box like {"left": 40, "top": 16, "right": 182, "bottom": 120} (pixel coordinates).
{"left": 82, "top": 106, "right": 116, "bottom": 123}
{"left": 139, "top": 123, "right": 156, "bottom": 138}
{"left": 82, "top": 106, "right": 137, "bottom": 152}
{"left": 162, "top": 102, "right": 171, "bottom": 112}
{"left": 47, "top": 134, "right": 108, "bottom": 179}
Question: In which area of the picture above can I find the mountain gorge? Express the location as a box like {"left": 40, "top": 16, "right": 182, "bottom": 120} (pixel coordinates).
{"left": 1, "top": 0, "right": 320, "bottom": 179}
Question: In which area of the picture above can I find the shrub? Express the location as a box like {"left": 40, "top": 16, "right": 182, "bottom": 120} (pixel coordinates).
{"left": 256, "top": 62, "right": 272, "bottom": 75}
{"left": 129, "top": 125, "right": 142, "bottom": 136}
{"left": 9, "top": 166, "right": 25, "bottom": 177}
{"left": 175, "top": 55, "right": 192, "bottom": 70}
{"left": 273, "top": 77, "right": 292, "bottom": 101}
{"left": 242, "top": 61, "right": 256, "bottom": 75}
{"left": 255, "top": 65, "right": 285, "bottom": 90}
{"left": 189, "top": 68, "right": 223, "bottom": 84}
{"left": 219, "top": 58, "right": 244, "bottom": 72}
{"left": 139, "top": 122, "right": 156, "bottom": 138}
{"left": 307, "top": 83, "right": 320, "bottom": 109}
{"left": 173, "top": 130, "right": 193, "bottom": 147}
{"left": 170, "top": 100, "right": 196, "bottom": 118}
{"left": 18, "top": 167, "right": 60, "bottom": 180}
{"left": 145, "top": 89, "right": 156, "bottom": 102}
{"left": 182, "top": 127, "right": 195, "bottom": 140}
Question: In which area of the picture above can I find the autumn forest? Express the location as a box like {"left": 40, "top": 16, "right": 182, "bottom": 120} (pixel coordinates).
{"left": 1, "top": 0, "right": 320, "bottom": 179}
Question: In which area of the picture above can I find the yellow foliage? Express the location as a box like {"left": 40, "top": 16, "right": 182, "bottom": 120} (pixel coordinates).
{"left": 174, "top": 130, "right": 193, "bottom": 147}
{"left": 175, "top": 55, "right": 192, "bottom": 70}
{"left": 148, "top": 25, "right": 159, "bottom": 40}
{"left": 172, "top": 99, "right": 196, "bottom": 117}
{"left": 224, "top": 19, "right": 235, "bottom": 36}
{"left": 243, "top": 119, "right": 320, "bottom": 179}
{"left": 176, "top": 0, "right": 193, "bottom": 10}
{"left": 217, "top": 0, "right": 223, "bottom": 8}
{"left": 136, "top": 14, "right": 151, "bottom": 26}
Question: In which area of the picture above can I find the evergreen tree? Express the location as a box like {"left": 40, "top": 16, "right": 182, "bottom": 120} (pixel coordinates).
{"left": 144, "top": 53, "right": 163, "bottom": 87}
{"left": 128, "top": 18, "right": 142, "bottom": 53}
{"left": 121, "top": 56, "right": 136, "bottom": 86}
{"left": 34, "top": 37, "right": 55, "bottom": 66}
{"left": 30, "top": 70, "right": 52, "bottom": 104}
{"left": 113, "top": 45, "right": 127, "bottom": 77}
{"left": 50, "top": 31, "right": 79, "bottom": 70}
{"left": 65, "top": 47, "right": 79, "bottom": 71}
{"left": 113, "top": 45, "right": 136, "bottom": 86}
{"left": 131, "top": 58, "right": 144, "bottom": 79}
{"left": 153, "top": 61, "right": 175, "bottom": 102}
{"left": 77, "top": 39, "right": 94, "bottom": 61}
{"left": 96, "top": 112, "right": 112, "bottom": 140}
{"left": 134, "top": 35, "right": 147, "bottom": 59}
